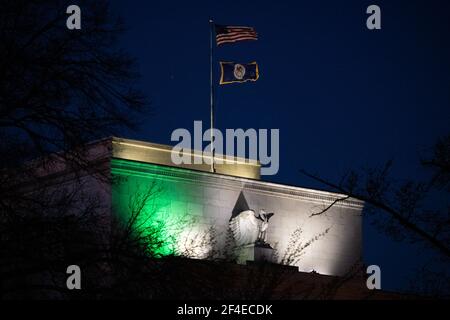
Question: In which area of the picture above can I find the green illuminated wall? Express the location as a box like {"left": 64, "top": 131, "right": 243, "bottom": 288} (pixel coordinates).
{"left": 111, "top": 158, "right": 209, "bottom": 257}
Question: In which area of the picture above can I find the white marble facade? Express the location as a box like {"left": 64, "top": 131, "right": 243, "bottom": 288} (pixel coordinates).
{"left": 111, "top": 158, "right": 363, "bottom": 277}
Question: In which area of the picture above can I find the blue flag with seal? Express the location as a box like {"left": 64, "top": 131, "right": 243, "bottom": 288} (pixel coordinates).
{"left": 219, "top": 61, "right": 259, "bottom": 85}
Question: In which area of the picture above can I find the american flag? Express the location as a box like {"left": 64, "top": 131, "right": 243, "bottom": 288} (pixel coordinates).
{"left": 215, "top": 25, "right": 258, "bottom": 46}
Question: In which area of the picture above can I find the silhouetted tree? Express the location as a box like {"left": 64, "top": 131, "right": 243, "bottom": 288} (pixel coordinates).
{"left": 300, "top": 135, "right": 450, "bottom": 297}
{"left": 0, "top": 0, "right": 146, "bottom": 161}
{"left": 0, "top": 0, "right": 148, "bottom": 299}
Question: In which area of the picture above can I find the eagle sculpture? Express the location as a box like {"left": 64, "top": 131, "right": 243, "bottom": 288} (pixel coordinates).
{"left": 229, "top": 209, "right": 274, "bottom": 246}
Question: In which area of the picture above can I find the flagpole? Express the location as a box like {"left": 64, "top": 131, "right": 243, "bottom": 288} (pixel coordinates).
{"left": 209, "top": 19, "right": 216, "bottom": 173}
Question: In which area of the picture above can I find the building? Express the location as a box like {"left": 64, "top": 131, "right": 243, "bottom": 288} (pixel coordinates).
{"left": 48, "top": 136, "right": 362, "bottom": 278}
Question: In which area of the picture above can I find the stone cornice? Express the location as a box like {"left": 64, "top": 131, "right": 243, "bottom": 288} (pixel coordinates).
{"left": 111, "top": 158, "right": 364, "bottom": 209}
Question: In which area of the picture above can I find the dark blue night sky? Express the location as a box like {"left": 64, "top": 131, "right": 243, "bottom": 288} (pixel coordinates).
{"left": 110, "top": 0, "right": 450, "bottom": 292}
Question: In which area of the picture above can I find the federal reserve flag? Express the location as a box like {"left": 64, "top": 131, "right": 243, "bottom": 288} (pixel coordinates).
{"left": 219, "top": 62, "right": 259, "bottom": 85}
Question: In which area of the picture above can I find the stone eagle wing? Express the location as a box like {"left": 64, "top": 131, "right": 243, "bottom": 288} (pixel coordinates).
{"left": 229, "top": 210, "right": 260, "bottom": 246}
